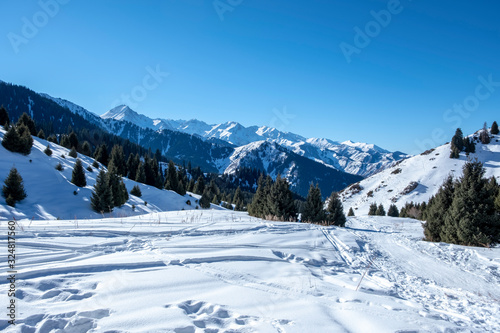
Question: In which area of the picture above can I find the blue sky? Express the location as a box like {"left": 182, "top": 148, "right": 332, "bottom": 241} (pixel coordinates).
{"left": 2, "top": 0, "right": 500, "bottom": 154}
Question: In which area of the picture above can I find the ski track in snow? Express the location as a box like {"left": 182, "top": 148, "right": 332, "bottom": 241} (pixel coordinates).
{"left": 0, "top": 211, "right": 498, "bottom": 332}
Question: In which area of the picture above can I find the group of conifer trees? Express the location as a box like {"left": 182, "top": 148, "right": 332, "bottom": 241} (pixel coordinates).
{"left": 423, "top": 160, "right": 500, "bottom": 247}
{"left": 367, "top": 203, "right": 400, "bottom": 217}
{"left": 450, "top": 122, "right": 498, "bottom": 159}
{"left": 247, "top": 176, "right": 346, "bottom": 226}
{"left": 1, "top": 109, "right": 35, "bottom": 155}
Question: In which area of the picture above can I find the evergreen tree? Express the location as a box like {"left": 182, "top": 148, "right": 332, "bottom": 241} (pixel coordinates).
{"left": 248, "top": 174, "right": 267, "bottom": 218}
{"left": 491, "top": 121, "right": 499, "bottom": 135}
{"left": 135, "top": 161, "right": 146, "bottom": 184}
{"left": 37, "top": 129, "right": 45, "bottom": 139}
{"left": 71, "top": 159, "right": 86, "bottom": 187}
{"left": 199, "top": 190, "right": 211, "bottom": 208}
{"left": 387, "top": 204, "right": 399, "bottom": 217}
{"left": 94, "top": 144, "right": 109, "bottom": 166}
{"left": 0, "top": 105, "right": 9, "bottom": 128}
{"left": 68, "top": 147, "right": 78, "bottom": 158}
{"left": 108, "top": 165, "right": 127, "bottom": 207}
{"left": 267, "top": 175, "right": 296, "bottom": 221}
{"left": 442, "top": 161, "right": 499, "bottom": 246}
{"left": 326, "top": 192, "right": 346, "bottom": 227}
{"left": 91, "top": 170, "right": 113, "bottom": 213}
{"left": 18, "top": 124, "right": 33, "bottom": 155}
{"left": 451, "top": 128, "right": 464, "bottom": 151}
{"left": 479, "top": 122, "right": 491, "bottom": 144}
{"left": 2, "top": 167, "right": 27, "bottom": 206}
{"left": 16, "top": 113, "right": 36, "bottom": 136}
{"left": 164, "top": 160, "right": 179, "bottom": 192}
{"left": 233, "top": 186, "right": 244, "bottom": 211}
{"left": 2, "top": 126, "right": 23, "bottom": 153}
{"left": 376, "top": 204, "right": 386, "bottom": 216}
{"left": 464, "top": 137, "right": 476, "bottom": 154}
{"left": 368, "top": 203, "right": 377, "bottom": 216}
{"left": 177, "top": 179, "right": 186, "bottom": 196}
{"left": 347, "top": 207, "right": 355, "bottom": 216}
{"left": 302, "top": 183, "right": 325, "bottom": 223}
{"left": 130, "top": 185, "right": 142, "bottom": 197}
{"left": 108, "top": 145, "right": 126, "bottom": 176}
{"left": 126, "top": 153, "right": 140, "bottom": 180}
{"left": 193, "top": 176, "right": 205, "bottom": 195}
{"left": 187, "top": 178, "right": 195, "bottom": 192}
{"left": 81, "top": 141, "right": 92, "bottom": 156}
{"left": 68, "top": 131, "right": 79, "bottom": 150}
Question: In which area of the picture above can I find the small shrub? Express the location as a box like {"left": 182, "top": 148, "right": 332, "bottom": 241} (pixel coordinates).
{"left": 61, "top": 154, "right": 65, "bottom": 159}
{"left": 144, "top": 201, "right": 148, "bottom": 206}
{"left": 55, "top": 163, "right": 64, "bottom": 171}
{"left": 73, "top": 190, "right": 78, "bottom": 195}
{"left": 391, "top": 168, "right": 402, "bottom": 175}
{"left": 44, "top": 145, "right": 53, "bottom": 156}
{"left": 92, "top": 160, "right": 99, "bottom": 168}
{"left": 186, "top": 200, "right": 191, "bottom": 206}
{"left": 367, "top": 190, "right": 374, "bottom": 197}
{"left": 86, "top": 166, "right": 93, "bottom": 172}
{"left": 132, "top": 204, "right": 135, "bottom": 211}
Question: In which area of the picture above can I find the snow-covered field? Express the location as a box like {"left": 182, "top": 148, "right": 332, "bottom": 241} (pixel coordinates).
{"left": 1, "top": 211, "right": 498, "bottom": 332}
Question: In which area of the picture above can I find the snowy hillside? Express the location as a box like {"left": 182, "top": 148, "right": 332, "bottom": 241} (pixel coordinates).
{"left": 0, "top": 130, "right": 217, "bottom": 221}
{"left": 341, "top": 133, "right": 500, "bottom": 215}
{"left": 100, "top": 104, "right": 406, "bottom": 177}
{"left": 1, "top": 212, "right": 498, "bottom": 332}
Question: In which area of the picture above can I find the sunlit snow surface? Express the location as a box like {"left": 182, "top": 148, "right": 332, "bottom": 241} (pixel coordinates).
{"left": 1, "top": 212, "right": 498, "bottom": 332}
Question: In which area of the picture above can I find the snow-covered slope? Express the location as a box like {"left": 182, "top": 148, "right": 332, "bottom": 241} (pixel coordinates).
{"left": 101, "top": 105, "right": 407, "bottom": 177}
{"left": 0, "top": 129, "right": 219, "bottom": 221}
{"left": 341, "top": 132, "right": 500, "bottom": 214}
{"left": 1, "top": 212, "right": 498, "bottom": 332}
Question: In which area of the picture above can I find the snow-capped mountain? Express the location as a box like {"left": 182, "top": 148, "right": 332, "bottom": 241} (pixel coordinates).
{"left": 101, "top": 105, "right": 407, "bottom": 177}
{"left": 0, "top": 82, "right": 362, "bottom": 197}
{"left": 341, "top": 130, "right": 500, "bottom": 214}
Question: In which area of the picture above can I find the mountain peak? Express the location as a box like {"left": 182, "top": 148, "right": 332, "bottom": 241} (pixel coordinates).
{"left": 101, "top": 105, "right": 137, "bottom": 120}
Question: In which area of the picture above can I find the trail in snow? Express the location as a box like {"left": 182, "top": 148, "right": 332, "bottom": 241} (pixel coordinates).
{"left": 0, "top": 211, "right": 498, "bottom": 332}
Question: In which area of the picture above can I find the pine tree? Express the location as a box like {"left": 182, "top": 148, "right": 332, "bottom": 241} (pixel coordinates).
{"left": 368, "top": 203, "right": 377, "bottom": 216}
{"left": 0, "top": 105, "right": 9, "bottom": 128}
{"left": 130, "top": 185, "right": 142, "bottom": 197}
{"left": 68, "top": 147, "right": 78, "bottom": 158}
{"left": 376, "top": 204, "right": 386, "bottom": 216}
{"left": 387, "top": 204, "right": 399, "bottom": 217}
{"left": 127, "top": 153, "right": 140, "bottom": 180}
{"left": 37, "top": 129, "right": 45, "bottom": 139}
{"left": 199, "top": 190, "right": 211, "bottom": 208}
{"left": 2, "top": 167, "right": 27, "bottom": 206}
{"left": 68, "top": 131, "right": 79, "bottom": 150}
{"left": 94, "top": 144, "right": 109, "bottom": 166}
{"left": 193, "top": 176, "right": 205, "bottom": 195}
{"left": 164, "top": 161, "right": 179, "bottom": 192}
{"left": 479, "top": 122, "right": 491, "bottom": 144}
{"left": 2, "top": 126, "right": 22, "bottom": 153}
{"left": 81, "top": 141, "right": 92, "bottom": 156}
{"left": 135, "top": 161, "right": 146, "bottom": 184}
{"left": 108, "top": 165, "right": 126, "bottom": 207}
{"left": 302, "top": 183, "right": 325, "bottom": 223}
{"left": 108, "top": 145, "right": 126, "bottom": 176}
{"left": 491, "top": 121, "right": 499, "bottom": 135}
{"left": 233, "top": 186, "right": 244, "bottom": 211}
{"left": 91, "top": 170, "right": 113, "bottom": 213}
{"left": 18, "top": 124, "right": 33, "bottom": 155}
{"left": 71, "top": 159, "right": 86, "bottom": 187}
{"left": 16, "top": 113, "right": 36, "bottom": 136}
{"left": 451, "top": 128, "right": 464, "bottom": 152}
{"left": 348, "top": 207, "right": 355, "bottom": 216}
{"left": 248, "top": 174, "right": 267, "bottom": 218}
{"left": 187, "top": 178, "right": 195, "bottom": 192}
{"left": 442, "top": 161, "right": 499, "bottom": 246}
{"left": 267, "top": 175, "right": 296, "bottom": 221}
{"left": 326, "top": 192, "right": 346, "bottom": 227}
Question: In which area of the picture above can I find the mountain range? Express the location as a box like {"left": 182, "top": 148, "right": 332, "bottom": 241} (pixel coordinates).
{"left": 1, "top": 81, "right": 408, "bottom": 197}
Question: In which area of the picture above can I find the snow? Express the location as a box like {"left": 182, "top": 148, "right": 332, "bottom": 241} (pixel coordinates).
{"left": 0, "top": 129, "right": 219, "bottom": 221}
{"left": 1, "top": 212, "right": 498, "bottom": 332}
{"left": 342, "top": 133, "right": 500, "bottom": 215}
